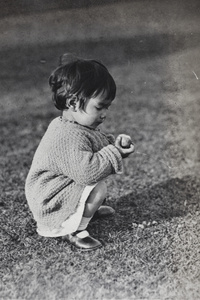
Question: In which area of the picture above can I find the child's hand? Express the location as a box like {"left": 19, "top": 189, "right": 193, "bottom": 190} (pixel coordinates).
{"left": 115, "top": 134, "right": 135, "bottom": 158}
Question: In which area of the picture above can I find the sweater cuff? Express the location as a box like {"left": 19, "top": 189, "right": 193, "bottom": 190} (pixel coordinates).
{"left": 100, "top": 144, "right": 123, "bottom": 174}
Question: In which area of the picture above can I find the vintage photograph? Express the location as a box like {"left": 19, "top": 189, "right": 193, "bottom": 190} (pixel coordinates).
{"left": 1, "top": 0, "right": 200, "bottom": 299}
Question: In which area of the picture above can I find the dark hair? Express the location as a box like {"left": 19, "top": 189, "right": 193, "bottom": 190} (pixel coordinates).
{"left": 49, "top": 54, "right": 116, "bottom": 110}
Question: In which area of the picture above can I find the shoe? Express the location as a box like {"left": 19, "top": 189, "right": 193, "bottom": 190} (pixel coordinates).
{"left": 92, "top": 205, "right": 115, "bottom": 221}
{"left": 62, "top": 230, "right": 102, "bottom": 251}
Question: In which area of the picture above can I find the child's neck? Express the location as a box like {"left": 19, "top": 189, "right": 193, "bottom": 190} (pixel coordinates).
{"left": 62, "top": 110, "right": 76, "bottom": 123}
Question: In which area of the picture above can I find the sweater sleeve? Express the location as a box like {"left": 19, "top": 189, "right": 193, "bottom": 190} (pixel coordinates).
{"left": 104, "top": 133, "right": 115, "bottom": 144}
{"left": 56, "top": 131, "right": 123, "bottom": 185}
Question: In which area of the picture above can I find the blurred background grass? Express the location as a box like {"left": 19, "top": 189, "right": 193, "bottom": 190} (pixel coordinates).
{"left": 0, "top": 1, "right": 200, "bottom": 299}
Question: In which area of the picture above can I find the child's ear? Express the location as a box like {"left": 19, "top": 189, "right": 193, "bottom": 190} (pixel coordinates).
{"left": 66, "top": 95, "right": 79, "bottom": 111}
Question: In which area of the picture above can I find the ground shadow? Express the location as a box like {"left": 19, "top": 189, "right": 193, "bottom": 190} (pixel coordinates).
{"left": 97, "top": 175, "right": 200, "bottom": 232}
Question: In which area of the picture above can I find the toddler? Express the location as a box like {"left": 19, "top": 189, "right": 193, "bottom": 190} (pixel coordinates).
{"left": 25, "top": 54, "right": 134, "bottom": 251}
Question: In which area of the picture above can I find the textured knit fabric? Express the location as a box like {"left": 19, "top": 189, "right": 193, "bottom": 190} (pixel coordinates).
{"left": 25, "top": 117, "right": 123, "bottom": 232}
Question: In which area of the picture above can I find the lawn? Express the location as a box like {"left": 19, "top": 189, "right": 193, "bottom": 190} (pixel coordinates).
{"left": 0, "top": 1, "right": 200, "bottom": 299}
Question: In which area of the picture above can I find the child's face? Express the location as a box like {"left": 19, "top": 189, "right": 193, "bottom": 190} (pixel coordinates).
{"left": 73, "top": 93, "right": 113, "bottom": 129}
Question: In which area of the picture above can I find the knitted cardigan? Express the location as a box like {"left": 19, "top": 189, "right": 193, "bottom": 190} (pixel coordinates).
{"left": 25, "top": 117, "right": 123, "bottom": 231}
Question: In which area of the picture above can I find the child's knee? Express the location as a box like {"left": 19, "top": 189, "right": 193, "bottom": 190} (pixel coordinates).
{"left": 87, "top": 181, "right": 107, "bottom": 205}
{"left": 95, "top": 181, "right": 107, "bottom": 200}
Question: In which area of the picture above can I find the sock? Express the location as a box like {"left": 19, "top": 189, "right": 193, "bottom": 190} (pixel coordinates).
{"left": 77, "top": 216, "right": 92, "bottom": 232}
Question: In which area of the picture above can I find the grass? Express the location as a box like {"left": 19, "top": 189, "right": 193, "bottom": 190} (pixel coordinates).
{"left": 1, "top": 1, "right": 200, "bottom": 299}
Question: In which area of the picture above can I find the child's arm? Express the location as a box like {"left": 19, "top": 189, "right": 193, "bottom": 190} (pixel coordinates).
{"left": 104, "top": 133, "right": 115, "bottom": 144}
{"left": 57, "top": 134, "right": 123, "bottom": 185}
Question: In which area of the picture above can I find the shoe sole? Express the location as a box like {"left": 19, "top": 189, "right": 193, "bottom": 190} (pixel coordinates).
{"left": 63, "top": 235, "right": 103, "bottom": 251}
{"left": 70, "top": 243, "right": 102, "bottom": 251}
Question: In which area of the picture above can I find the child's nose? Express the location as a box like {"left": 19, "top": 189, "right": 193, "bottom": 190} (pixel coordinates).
{"left": 100, "top": 110, "right": 107, "bottom": 119}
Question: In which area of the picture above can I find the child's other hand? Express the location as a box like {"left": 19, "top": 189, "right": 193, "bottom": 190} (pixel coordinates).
{"left": 115, "top": 134, "right": 135, "bottom": 158}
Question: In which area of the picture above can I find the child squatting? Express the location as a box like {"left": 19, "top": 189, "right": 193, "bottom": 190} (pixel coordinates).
{"left": 25, "top": 53, "right": 135, "bottom": 251}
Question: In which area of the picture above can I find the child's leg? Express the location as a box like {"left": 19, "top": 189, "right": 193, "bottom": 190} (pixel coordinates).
{"left": 77, "top": 181, "right": 107, "bottom": 231}
{"left": 63, "top": 181, "right": 115, "bottom": 250}
{"left": 62, "top": 181, "right": 107, "bottom": 250}
{"left": 83, "top": 181, "right": 107, "bottom": 218}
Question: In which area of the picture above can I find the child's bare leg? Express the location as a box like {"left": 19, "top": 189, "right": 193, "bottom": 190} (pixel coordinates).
{"left": 77, "top": 181, "right": 107, "bottom": 232}
{"left": 83, "top": 181, "right": 107, "bottom": 218}
{"left": 63, "top": 182, "right": 110, "bottom": 250}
